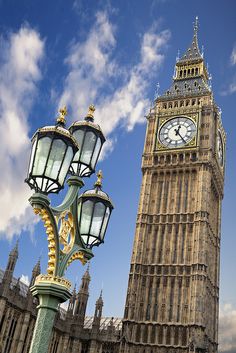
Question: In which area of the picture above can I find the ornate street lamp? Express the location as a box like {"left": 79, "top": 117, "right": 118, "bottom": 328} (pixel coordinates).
{"left": 25, "top": 106, "right": 113, "bottom": 353}
{"left": 69, "top": 104, "right": 105, "bottom": 177}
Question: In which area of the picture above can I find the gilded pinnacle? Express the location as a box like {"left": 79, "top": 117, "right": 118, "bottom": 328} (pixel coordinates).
{"left": 94, "top": 170, "right": 103, "bottom": 188}
{"left": 57, "top": 106, "right": 68, "bottom": 125}
{"left": 87, "top": 104, "right": 95, "bottom": 118}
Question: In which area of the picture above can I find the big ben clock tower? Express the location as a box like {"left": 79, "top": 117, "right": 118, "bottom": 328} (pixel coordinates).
{"left": 121, "top": 18, "right": 225, "bottom": 353}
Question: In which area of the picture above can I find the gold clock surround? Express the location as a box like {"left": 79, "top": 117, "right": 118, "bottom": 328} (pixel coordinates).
{"left": 156, "top": 113, "right": 199, "bottom": 151}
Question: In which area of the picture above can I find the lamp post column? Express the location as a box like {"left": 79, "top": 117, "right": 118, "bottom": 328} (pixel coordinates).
{"left": 29, "top": 276, "right": 71, "bottom": 353}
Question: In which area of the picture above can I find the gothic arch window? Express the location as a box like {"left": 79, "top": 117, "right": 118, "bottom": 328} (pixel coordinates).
{"left": 180, "top": 70, "right": 182, "bottom": 77}
{"left": 158, "top": 326, "right": 163, "bottom": 343}
{"left": 5, "top": 318, "right": 18, "bottom": 353}
{"left": 187, "top": 69, "right": 190, "bottom": 75}
{"left": 174, "top": 101, "right": 178, "bottom": 107}
{"left": 136, "top": 324, "right": 141, "bottom": 342}
{"left": 168, "top": 102, "right": 172, "bottom": 108}
{"left": 174, "top": 327, "right": 179, "bottom": 345}
{"left": 180, "top": 101, "right": 184, "bottom": 107}
{"left": 166, "top": 326, "right": 171, "bottom": 345}
{"left": 151, "top": 326, "right": 156, "bottom": 343}
{"left": 192, "top": 68, "right": 194, "bottom": 75}
{"left": 182, "top": 327, "right": 187, "bottom": 345}
{"left": 143, "top": 325, "right": 148, "bottom": 343}
{"left": 186, "top": 100, "right": 190, "bottom": 106}
{"left": 195, "top": 67, "right": 199, "bottom": 75}
{"left": 184, "top": 69, "right": 186, "bottom": 77}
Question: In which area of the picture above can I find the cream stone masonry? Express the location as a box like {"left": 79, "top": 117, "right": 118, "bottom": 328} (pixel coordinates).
{"left": 120, "top": 18, "right": 225, "bottom": 353}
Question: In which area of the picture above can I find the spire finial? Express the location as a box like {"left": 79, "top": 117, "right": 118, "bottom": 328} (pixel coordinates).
{"left": 57, "top": 106, "right": 67, "bottom": 125}
{"left": 194, "top": 16, "right": 199, "bottom": 36}
{"left": 94, "top": 170, "right": 103, "bottom": 188}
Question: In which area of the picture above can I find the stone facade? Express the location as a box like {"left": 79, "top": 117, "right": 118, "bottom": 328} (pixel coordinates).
{"left": 0, "top": 243, "right": 122, "bottom": 353}
{"left": 120, "top": 20, "right": 225, "bottom": 353}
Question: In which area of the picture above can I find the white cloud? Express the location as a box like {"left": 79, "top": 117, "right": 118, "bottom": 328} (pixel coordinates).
{"left": 219, "top": 303, "right": 236, "bottom": 352}
{"left": 20, "top": 274, "right": 30, "bottom": 286}
{"left": 230, "top": 45, "right": 236, "bottom": 66}
{"left": 221, "top": 44, "right": 236, "bottom": 95}
{"left": 0, "top": 26, "right": 44, "bottom": 240}
{"left": 59, "top": 12, "right": 170, "bottom": 156}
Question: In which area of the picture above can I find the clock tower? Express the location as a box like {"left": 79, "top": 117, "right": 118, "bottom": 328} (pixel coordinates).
{"left": 121, "top": 18, "right": 225, "bottom": 353}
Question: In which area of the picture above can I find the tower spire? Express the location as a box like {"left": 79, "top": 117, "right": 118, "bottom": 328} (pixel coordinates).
{"left": 194, "top": 16, "right": 199, "bottom": 38}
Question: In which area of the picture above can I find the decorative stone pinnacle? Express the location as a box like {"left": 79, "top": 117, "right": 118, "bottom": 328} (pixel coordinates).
{"left": 94, "top": 170, "right": 103, "bottom": 188}
{"left": 57, "top": 106, "right": 67, "bottom": 125}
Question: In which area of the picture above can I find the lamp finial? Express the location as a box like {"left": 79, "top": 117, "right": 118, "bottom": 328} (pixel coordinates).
{"left": 85, "top": 104, "right": 95, "bottom": 122}
{"left": 94, "top": 170, "right": 103, "bottom": 188}
{"left": 57, "top": 106, "right": 67, "bottom": 125}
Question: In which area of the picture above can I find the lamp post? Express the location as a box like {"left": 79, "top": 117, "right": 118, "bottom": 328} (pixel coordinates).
{"left": 25, "top": 106, "right": 113, "bottom": 353}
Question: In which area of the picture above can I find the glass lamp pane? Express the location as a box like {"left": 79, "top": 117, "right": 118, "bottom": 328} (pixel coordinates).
{"left": 90, "top": 202, "right": 105, "bottom": 237}
{"left": 91, "top": 138, "right": 101, "bottom": 169}
{"left": 33, "top": 137, "right": 52, "bottom": 175}
{"left": 100, "top": 207, "right": 111, "bottom": 240}
{"left": 58, "top": 146, "right": 73, "bottom": 185}
{"left": 80, "top": 200, "right": 93, "bottom": 235}
{"left": 80, "top": 131, "right": 96, "bottom": 164}
{"left": 45, "top": 139, "right": 66, "bottom": 180}
{"left": 72, "top": 130, "right": 85, "bottom": 162}
{"left": 28, "top": 139, "right": 37, "bottom": 175}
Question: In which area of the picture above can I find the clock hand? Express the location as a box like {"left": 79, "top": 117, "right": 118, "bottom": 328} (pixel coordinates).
{"left": 175, "top": 129, "right": 186, "bottom": 144}
{"left": 178, "top": 132, "right": 186, "bottom": 144}
{"left": 174, "top": 125, "right": 181, "bottom": 136}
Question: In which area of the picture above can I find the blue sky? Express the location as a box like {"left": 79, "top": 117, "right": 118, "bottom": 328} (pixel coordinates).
{"left": 0, "top": 0, "right": 235, "bottom": 351}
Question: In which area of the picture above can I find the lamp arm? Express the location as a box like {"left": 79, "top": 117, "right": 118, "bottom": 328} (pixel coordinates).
{"left": 51, "top": 176, "right": 84, "bottom": 216}
{"left": 57, "top": 245, "right": 93, "bottom": 277}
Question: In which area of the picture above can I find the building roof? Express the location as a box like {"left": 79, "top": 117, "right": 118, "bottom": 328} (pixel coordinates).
{"left": 84, "top": 316, "right": 122, "bottom": 330}
{"left": 178, "top": 17, "right": 202, "bottom": 63}
{"left": 0, "top": 268, "right": 29, "bottom": 297}
{"left": 161, "top": 76, "right": 211, "bottom": 100}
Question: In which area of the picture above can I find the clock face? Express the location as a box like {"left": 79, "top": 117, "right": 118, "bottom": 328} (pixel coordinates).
{"left": 158, "top": 117, "right": 197, "bottom": 148}
{"left": 217, "top": 130, "right": 224, "bottom": 166}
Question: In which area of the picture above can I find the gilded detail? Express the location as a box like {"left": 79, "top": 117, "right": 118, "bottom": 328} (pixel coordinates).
{"left": 33, "top": 207, "right": 57, "bottom": 276}
{"left": 57, "top": 210, "right": 75, "bottom": 254}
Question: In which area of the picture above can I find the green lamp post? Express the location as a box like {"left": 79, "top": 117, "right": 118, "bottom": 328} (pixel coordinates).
{"left": 25, "top": 106, "right": 113, "bottom": 353}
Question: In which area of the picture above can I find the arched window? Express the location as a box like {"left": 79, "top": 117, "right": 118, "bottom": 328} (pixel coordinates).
{"left": 174, "top": 327, "right": 179, "bottom": 345}
{"left": 151, "top": 326, "right": 156, "bottom": 343}
{"left": 143, "top": 325, "right": 148, "bottom": 343}
{"left": 158, "top": 326, "right": 163, "bottom": 343}
{"left": 136, "top": 324, "right": 141, "bottom": 342}
{"left": 166, "top": 326, "right": 171, "bottom": 345}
